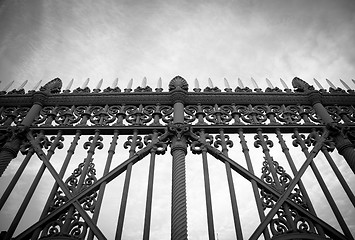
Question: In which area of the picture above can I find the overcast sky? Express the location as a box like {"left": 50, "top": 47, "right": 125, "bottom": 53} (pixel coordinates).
{"left": 0, "top": 1, "right": 354, "bottom": 239}
{"left": 0, "top": 0, "right": 354, "bottom": 90}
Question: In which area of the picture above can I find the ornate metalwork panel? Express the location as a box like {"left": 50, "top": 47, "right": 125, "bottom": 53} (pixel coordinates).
{"left": 0, "top": 76, "right": 354, "bottom": 240}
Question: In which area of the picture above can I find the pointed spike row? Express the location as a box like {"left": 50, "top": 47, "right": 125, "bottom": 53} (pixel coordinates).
{"left": 194, "top": 78, "right": 200, "bottom": 89}
{"left": 280, "top": 78, "right": 289, "bottom": 89}
{"left": 96, "top": 79, "right": 103, "bottom": 89}
{"left": 17, "top": 80, "right": 28, "bottom": 90}
{"left": 224, "top": 78, "right": 230, "bottom": 89}
{"left": 3, "top": 80, "right": 14, "bottom": 91}
{"left": 251, "top": 77, "right": 259, "bottom": 89}
{"left": 266, "top": 78, "right": 274, "bottom": 88}
{"left": 82, "top": 78, "right": 90, "bottom": 89}
{"left": 208, "top": 78, "right": 214, "bottom": 88}
{"left": 326, "top": 78, "right": 336, "bottom": 89}
{"left": 66, "top": 79, "right": 74, "bottom": 90}
{"left": 238, "top": 78, "right": 244, "bottom": 88}
{"left": 142, "top": 77, "right": 147, "bottom": 88}
{"left": 313, "top": 78, "right": 324, "bottom": 90}
{"left": 32, "top": 80, "right": 42, "bottom": 90}
{"left": 112, "top": 78, "right": 118, "bottom": 88}
{"left": 340, "top": 79, "right": 351, "bottom": 90}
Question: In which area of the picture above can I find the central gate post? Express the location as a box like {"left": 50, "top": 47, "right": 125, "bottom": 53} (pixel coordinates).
{"left": 169, "top": 76, "right": 189, "bottom": 240}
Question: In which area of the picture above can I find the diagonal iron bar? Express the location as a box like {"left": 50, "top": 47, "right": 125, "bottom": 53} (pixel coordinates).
{"left": 15, "top": 133, "right": 154, "bottom": 240}
{"left": 204, "top": 131, "right": 348, "bottom": 240}
{"left": 25, "top": 133, "right": 107, "bottom": 240}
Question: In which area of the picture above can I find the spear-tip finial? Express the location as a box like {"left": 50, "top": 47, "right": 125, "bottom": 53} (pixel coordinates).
{"left": 340, "top": 79, "right": 351, "bottom": 90}
{"left": 238, "top": 78, "right": 244, "bottom": 88}
{"left": 112, "top": 78, "right": 118, "bottom": 88}
{"left": 313, "top": 78, "right": 324, "bottom": 89}
{"left": 66, "top": 79, "right": 74, "bottom": 90}
{"left": 280, "top": 78, "right": 289, "bottom": 89}
{"left": 82, "top": 78, "right": 90, "bottom": 89}
{"left": 127, "top": 78, "right": 133, "bottom": 89}
{"left": 266, "top": 78, "right": 274, "bottom": 88}
{"left": 32, "top": 80, "right": 43, "bottom": 91}
{"left": 96, "top": 79, "right": 103, "bottom": 89}
{"left": 326, "top": 78, "right": 336, "bottom": 89}
{"left": 141, "top": 77, "right": 147, "bottom": 88}
{"left": 208, "top": 78, "right": 214, "bottom": 88}
{"left": 2, "top": 80, "right": 14, "bottom": 91}
{"left": 194, "top": 78, "right": 200, "bottom": 89}
{"left": 17, "top": 80, "right": 28, "bottom": 90}
{"left": 157, "top": 77, "right": 162, "bottom": 89}
{"left": 251, "top": 77, "right": 259, "bottom": 89}
{"left": 224, "top": 78, "right": 231, "bottom": 89}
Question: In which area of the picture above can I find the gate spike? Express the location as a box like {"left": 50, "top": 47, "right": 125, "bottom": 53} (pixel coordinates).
{"left": 127, "top": 78, "right": 133, "bottom": 89}
{"left": 238, "top": 78, "right": 244, "bottom": 88}
{"left": 82, "top": 78, "right": 89, "bottom": 89}
{"left": 194, "top": 78, "right": 200, "bottom": 89}
{"left": 2, "top": 80, "right": 14, "bottom": 91}
{"left": 340, "top": 79, "right": 351, "bottom": 90}
{"left": 313, "top": 78, "right": 324, "bottom": 89}
{"left": 224, "top": 78, "right": 231, "bottom": 89}
{"left": 112, "top": 78, "right": 118, "bottom": 88}
{"left": 352, "top": 79, "right": 355, "bottom": 86}
{"left": 326, "top": 78, "right": 336, "bottom": 89}
{"left": 208, "top": 78, "right": 214, "bottom": 88}
{"left": 96, "top": 79, "right": 103, "bottom": 89}
{"left": 251, "top": 77, "right": 259, "bottom": 89}
{"left": 32, "top": 80, "right": 42, "bottom": 90}
{"left": 280, "top": 78, "right": 289, "bottom": 89}
{"left": 66, "top": 79, "right": 74, "bottom": 90}
{"left": 142, "top": 77, "right": 147, "bottom": 88}
{"left": 157, "top": 77, "right": 162, "bottom": 89}
{"left": 17, "top": 80, "right": 28, "bottom": 90}
{"left": 266, "top": 78, "right": 274, "bottom": 88}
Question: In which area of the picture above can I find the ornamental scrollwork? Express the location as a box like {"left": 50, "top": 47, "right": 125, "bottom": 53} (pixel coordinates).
{"left": 125, "top": 105, "right": 152, "bottom": 126}
{"left": 276, "top": 105, "right": 302, "bottom": 125}
{"left": 242, "top": 105, "right": 267, "bottom": 124}
{"left": 90, "top": 105, "right": 115, "bottom": 126}
{"left": 204, "top": 104, "right": 233, "bottom": 125}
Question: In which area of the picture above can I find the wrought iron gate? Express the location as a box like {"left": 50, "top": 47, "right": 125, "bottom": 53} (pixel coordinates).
{"left": 0, "top": 76, "right": 354, "bottom": 240}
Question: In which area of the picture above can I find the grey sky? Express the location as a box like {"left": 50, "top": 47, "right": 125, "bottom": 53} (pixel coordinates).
{"left": 0, "top": 0, "right": 354, "bottom": 90}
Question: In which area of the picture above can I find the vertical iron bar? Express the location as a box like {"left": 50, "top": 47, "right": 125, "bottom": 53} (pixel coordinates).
{"left": 200, "top": 129, "right": 215, "bottom": 240}
{"left": 219, "top": 128, "right": 243, "bottom": 240}
{"left": 238, "top": 128, "right": 270, "bottom": 240}
{"left": 115, "top": 129, "right": 139, "bottom": 240}
{"left": 293, "top": 129, "right": 354, "bottom": 240}
{"left": 87, "top": 130, "right": 119, "bottom": 240}
{"left": 142, "top": 131, "right": 158, "bottom": 240}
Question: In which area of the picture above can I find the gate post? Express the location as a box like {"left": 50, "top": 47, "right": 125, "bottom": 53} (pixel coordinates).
{"left": 292, "top": 77, "right": 355, "bottom": 173}
{"left": 169, "top": 76, "right": 189, "bottom": 240}
{"left": 0, "top": 78, "right": 62, "bottom": 177}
